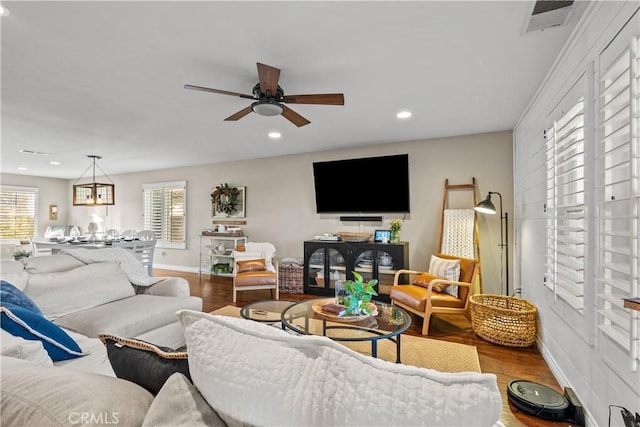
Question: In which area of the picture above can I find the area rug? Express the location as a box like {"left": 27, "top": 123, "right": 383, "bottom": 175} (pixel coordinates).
{"left": 210, "top": 305, "right": 480, "bottom": 373}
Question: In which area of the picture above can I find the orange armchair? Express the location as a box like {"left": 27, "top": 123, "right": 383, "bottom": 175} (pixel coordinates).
{"left": 390, "top": 254, "right": 478, "bottom": 335}
{"left": 232, "top": 242, "right": 279, "bottom": 303}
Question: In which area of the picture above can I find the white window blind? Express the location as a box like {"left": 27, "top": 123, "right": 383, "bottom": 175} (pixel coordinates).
{"left": 544, "top": 93, "right": 587, "bottom": 311}
{"left": 0, "top": 186, "right": 38, "bottom": 240}
{"left": 143, "top": 181, "right": 186, "bottom": 249}
{"left": 595, "top": 31, "right": 639, "bottom": 370}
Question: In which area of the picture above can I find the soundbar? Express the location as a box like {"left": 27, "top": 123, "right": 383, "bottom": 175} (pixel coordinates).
{"left": 339, "top": 216, "right": 383, "bottom": 222}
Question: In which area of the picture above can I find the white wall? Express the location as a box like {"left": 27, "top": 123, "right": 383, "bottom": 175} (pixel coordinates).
{"left": 2, "top": 130, "right": 513, "bottom": 295}
{"left": 514, "top": 2, "right": 640, "bottom": 425}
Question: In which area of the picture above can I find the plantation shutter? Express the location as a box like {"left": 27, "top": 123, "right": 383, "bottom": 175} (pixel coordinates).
{"left": 0, "top": 186, "right": 38, "bottom": 240}
{"left": 544, "top": 83, "right": 587, "bottom": 311}
{"left": 143, "top": 181, "right": 186, "bottom": 249}
{"left": 595, "top": 23, "right": 639, "bottom": 370}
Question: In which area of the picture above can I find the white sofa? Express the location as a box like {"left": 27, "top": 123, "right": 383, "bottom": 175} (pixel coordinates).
{"left": 1, "top": 311, "right": 503, "bottom": 427}
{"left": 1, "top": 249, "right": 202, "bottom": 350}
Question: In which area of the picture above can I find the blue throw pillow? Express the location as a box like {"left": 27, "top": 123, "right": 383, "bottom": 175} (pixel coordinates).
{"left": 0, "top": 280, "right": 42, "bottom": 315}
{"left": 1, "top": 304, "right": 86, "bottom": 361}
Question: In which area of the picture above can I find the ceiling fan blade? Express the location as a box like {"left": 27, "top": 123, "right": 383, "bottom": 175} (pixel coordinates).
{"left": 257, "top": 63, "right": 281, "bottom": 96}
{"left": 224, "top": 106, "right": 253, "bottom": 121}
{"left": 281, "top": 105, "right": 311, "bottom": 127}
{"left": 184, "top": 84, "right": 255, "bottom": 100}
{"left": 282, "top": 93, "right": 345, "bottom": 105}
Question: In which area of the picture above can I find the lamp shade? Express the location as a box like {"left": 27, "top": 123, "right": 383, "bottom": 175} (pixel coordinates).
{"left": 475, "top": 195, "right": 497, "bottom": 214}
{"left": 251, "top": 101, "right": 283, "bottom": 116}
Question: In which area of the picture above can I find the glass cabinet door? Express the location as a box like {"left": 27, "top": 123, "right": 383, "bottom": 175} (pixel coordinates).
{"left": 307, "top": 248, "right": 325, "bottom": 289}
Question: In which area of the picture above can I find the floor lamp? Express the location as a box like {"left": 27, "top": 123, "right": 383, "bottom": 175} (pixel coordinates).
{"left": 475, "top": 191, "right": 509, "bottom": 296}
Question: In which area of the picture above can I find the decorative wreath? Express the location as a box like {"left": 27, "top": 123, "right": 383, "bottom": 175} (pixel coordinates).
{"left": 211, "top": 183, "right": 240, "bottom": 216}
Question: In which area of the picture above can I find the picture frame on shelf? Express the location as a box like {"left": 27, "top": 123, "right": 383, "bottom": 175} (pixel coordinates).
{"left": 212, "top": 186, "right": 245, "bottom": 219}
{"left": 374, "top": 229, "right": 391, "bottom": 243}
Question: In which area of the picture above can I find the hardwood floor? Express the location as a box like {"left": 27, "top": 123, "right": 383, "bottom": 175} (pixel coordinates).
{"left": 157, "top": 269, "right": 572, "bottom": 427}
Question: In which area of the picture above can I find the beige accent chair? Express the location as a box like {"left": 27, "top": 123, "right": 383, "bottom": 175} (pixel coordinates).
{"left": 390, "top": 254, "right": 478, "bottom": 335}
{"left": 232, "top": 242, "right": 279, "bottom": 303}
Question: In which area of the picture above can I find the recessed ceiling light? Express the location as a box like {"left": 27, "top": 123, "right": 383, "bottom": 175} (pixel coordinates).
{"left": 50, "top": 161, "right": 61, "bottom": 165}
{"left": 17, "top": 167, "right": 27, "bottom": 171}
{"left": 0, "top": 5, "right": 10, "bottom": 17}
{"left": 268, "top": 132, "right": 281, "bottom": 139}
{"left": 396, "top": 111, "right": 412, "bottom": 119}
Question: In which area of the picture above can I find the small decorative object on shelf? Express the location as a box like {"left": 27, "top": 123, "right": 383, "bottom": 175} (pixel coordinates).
{"left": 389, "top": 218, "right": 403, "bottom": 243}
{"left": 336, "top": 232, "right": 372, "bottom": 242}
{"left": 342, "top": 271, "right": 378, "bottom": 316}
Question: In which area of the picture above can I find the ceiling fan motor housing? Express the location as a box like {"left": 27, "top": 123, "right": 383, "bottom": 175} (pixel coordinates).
{"left": 252, "top": 83, "right": 284, "bottom": 100}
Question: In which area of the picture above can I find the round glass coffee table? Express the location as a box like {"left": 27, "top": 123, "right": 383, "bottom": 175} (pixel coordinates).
{"left": 240, "top": 299, "right": 297, "bottom": 323}
{"left": 281, "top": 298, "right": 411, "bottom": 363}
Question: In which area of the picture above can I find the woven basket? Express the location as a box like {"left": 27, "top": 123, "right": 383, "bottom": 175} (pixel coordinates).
{"left": 337, "top": 232, "right": 372, "bottom": 242}
{"left": 469, "top": 294, "right": 537, "bottom": 347}
{"left": 278, "top": 264, "right": 304, "bottom": 294}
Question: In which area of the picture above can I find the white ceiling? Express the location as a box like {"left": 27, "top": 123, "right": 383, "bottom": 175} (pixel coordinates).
{"left": 1, "top": 1, "right": 585, "bottom": 180}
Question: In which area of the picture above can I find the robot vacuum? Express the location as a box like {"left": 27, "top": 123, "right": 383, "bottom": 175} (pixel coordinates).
{"left": 507, "top": 379, "right": 585, "bottom": 426}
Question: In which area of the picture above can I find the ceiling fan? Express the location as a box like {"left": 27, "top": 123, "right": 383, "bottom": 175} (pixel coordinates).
{"left": 184, "top": 62, "right": 344, "bottom": 127}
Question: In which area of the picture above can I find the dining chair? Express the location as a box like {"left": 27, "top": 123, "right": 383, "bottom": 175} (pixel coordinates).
{"left": 113, "top": 239, "right": 157, "bottom": 276}
{"left": 121, "top": 229, "right": 138, "bottom": 240}
{"left": 137, "top": 230, "right": 155, "bottom": 241}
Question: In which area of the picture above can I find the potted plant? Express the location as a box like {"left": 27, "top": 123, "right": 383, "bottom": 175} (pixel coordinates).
{"left": 13, "top": 250, "right": 32, "bottom": 261}
{"left": 389, "top": 218, "right": 403, "bottom": 242}
{"left": 342, "top": 271, "right": 378, "bottom": 316}
{"left": 211, "top": 262, "right": 231, "bottom": 275}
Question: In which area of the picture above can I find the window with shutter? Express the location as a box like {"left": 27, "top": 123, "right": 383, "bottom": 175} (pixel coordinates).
{"left": 544, "top": 74, "right": 589, "bottom": 315}
{"left": 143, "top": 181, "right": 186, "bottom": 249}
{"left": 595, "top": 27, "right": 639, "bottom": 371}
{"left": 0, "top": 186, "right": 38, "bottom": 240}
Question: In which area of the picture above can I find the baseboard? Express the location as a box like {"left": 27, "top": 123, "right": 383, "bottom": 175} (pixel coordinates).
{"left": 153, "top": 263, "right": 199, "bottom": 274}
{"left": 538, "top": 340, "right": 597, "bottom": 427}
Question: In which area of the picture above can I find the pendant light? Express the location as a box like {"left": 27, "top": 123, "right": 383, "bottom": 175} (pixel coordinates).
{"left": 72, "top": 155, "right": 115, "bottom": 206}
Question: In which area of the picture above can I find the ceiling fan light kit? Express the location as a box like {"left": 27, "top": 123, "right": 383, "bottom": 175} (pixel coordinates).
{"left": 252, "top": 101, "right": 283, "bottom": 117}
{"left": 185, "top": 62, "right": 344, "bottom": 127}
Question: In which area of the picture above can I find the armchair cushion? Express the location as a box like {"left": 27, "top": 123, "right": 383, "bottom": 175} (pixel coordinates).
{"left": 234, "top": 271, "right": 277, "bottom": 287}
{"left": 236, "top": 259, "right": 266, "bottom": 273}
{"left": 390, "top": 285, "right": 465, "bottom": 312}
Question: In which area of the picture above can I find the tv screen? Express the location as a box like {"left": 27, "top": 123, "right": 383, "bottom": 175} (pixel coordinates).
{"left": 313, "top": 154, "right": 410, "bottom": 213}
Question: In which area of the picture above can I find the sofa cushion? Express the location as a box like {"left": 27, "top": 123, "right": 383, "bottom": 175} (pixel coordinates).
{"left": 99, "top": 333, "right": 190, "bottom": 395}
{"left": 177, "top": 310, "right": 502, "bottom": 427}
{"left": 142, "top": 373, "right": 227, "bottom": 427}
{"left": 0, "top": 305, "right": 86, "bottom": 361}
{"left": 1, "top": 281, "right": 42, "bottom": 315}
{"left": 54, "top": 294, "right": 202, "bottom": 339}
{"left": 21, "top": 253, "right": 86, "bottom": 274}
{"left": 1, "top": 356, "right": 153, "bottom": 427}
{"left": 1, "top": 330, "right": 53, "bottom": 365}
{"left": 25, "top": 262, "right": 135, "bottom": 320}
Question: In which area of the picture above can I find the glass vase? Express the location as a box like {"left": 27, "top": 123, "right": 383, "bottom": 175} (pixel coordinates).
{"left": 390, "top": 230, "right": 400, "bottom": 243}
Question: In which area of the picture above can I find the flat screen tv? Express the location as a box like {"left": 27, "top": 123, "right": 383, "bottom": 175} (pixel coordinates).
{"left": 313, "top": 154, "right": 410, "bottom": 213}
